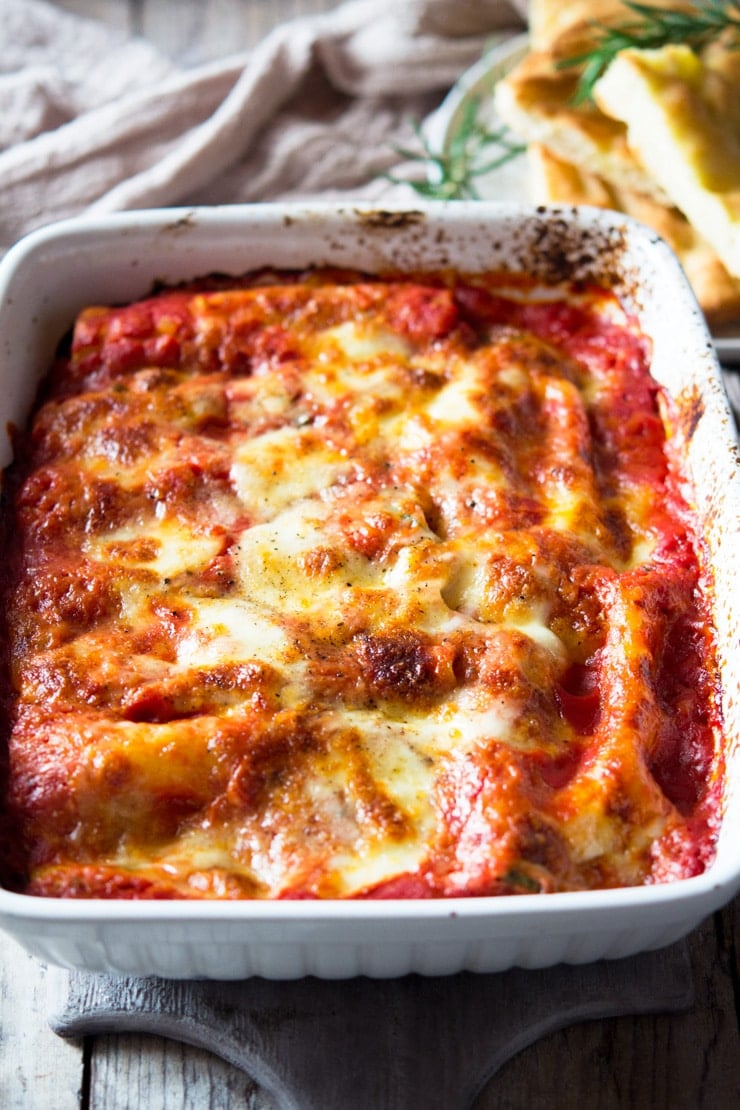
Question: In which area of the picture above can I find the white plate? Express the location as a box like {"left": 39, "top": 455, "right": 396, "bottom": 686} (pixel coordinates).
{"left": 0, "top": 202, "right": 738, "bottom": 979}
{"left": 425, "top": 35, "right": 740, "bottom": 365}
{"left": 423, "top": 33, "right": 530, "bottom": 204}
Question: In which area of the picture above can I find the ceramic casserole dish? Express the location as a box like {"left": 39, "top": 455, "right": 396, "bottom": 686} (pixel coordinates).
{"left": 0, "top": 202, "right": 738, "bottom": 980}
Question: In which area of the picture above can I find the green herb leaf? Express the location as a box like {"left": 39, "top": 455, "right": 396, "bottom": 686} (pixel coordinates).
{"left": 556, "top": 0, "right": 740, "bottom": 105}
{"left": 502, "top": 868, "right": 543, "bottom": 893}
{"left": 384, "top": 97, "right": 526, "bottom": 202}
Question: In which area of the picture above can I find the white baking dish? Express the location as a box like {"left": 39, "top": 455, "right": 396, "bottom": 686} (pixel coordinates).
{"left": 0, "top": 202, "right": 738, "bottom": 980}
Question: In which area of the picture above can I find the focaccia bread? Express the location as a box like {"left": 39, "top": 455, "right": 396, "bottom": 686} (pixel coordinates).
{"left": 529, "top": 143, "right": 740, "bottom": 327}
{"left": 527, "top": 0, "right": 636, "bottom": 51}
{"left": 0, "top": 269, "right": 724, "bottom": 900}
{"left": 494, "top": 0, "right": 695, "bottom": 203}
{"left": 495, "top": 0, "right": 740, "bottom": 323}
{"left": 593, "top": 40, "right": 740, "bottom": 279}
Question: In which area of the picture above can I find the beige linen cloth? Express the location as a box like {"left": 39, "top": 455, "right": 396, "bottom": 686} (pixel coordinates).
{"left": 0, "top": 0, "right": 528, "bottom": 255}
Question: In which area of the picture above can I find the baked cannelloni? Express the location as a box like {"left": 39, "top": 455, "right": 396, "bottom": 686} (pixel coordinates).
{"left": 0, "top": 268, "right": 724, "bottom": 899}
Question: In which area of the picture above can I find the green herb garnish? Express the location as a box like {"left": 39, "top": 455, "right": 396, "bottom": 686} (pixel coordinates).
{"left": 503, "top": 868, "right": 543, "bottom": 893}
{"left": 385, "top": 96, "right": 525, "bottom": 201}
{"left": 557, "top": 1, "right": 740, "bottom": 104}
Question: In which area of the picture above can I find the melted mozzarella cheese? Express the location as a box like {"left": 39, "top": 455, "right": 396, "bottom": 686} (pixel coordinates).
{"left": 319, "top": 320, "right": 412, "bottom": 362}
{"left": 230, "top": 427, "right": 347, "bottom": 519}
{"left": 10, "top": 272, "right": 714, "bottom": 902}
{"left": 424, "top": 367, "right": 482, "bottom": 427}
{"left": 232, "top": 490, "right": 459, "bottom": 638}
{"left": 175, "top": 597, "right": 301, "bottom": 672}
{"left": 83, "top": 520, "right": 223, "bottom": 580}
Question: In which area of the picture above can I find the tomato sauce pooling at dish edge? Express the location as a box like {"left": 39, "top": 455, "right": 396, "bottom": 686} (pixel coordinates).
{"left": 0, "top": 268, "right": 724, "bottom": 899}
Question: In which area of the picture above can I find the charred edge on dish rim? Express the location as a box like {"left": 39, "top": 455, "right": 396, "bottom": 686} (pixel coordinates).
{"left": 523, "top": 209, "right": 633, "bottom": 290}
{"left": 161, "top": 212, "right": 198, "bottom": 233}
{"left": 675, "top": 384, "right": 705, "bottom": 444}
{"left": 354, "top": 209, "right": 427, "bottom": 229}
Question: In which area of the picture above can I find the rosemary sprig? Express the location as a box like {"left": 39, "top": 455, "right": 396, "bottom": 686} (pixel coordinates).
{"left": 557, "top": 1, "right": 740, "bottom": 104}
{"left": 385, "top": 96, "right": 525, "bottom": 201}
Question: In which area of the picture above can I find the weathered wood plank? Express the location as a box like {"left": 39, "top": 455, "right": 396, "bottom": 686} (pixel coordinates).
{"left": 17, "top": 896, "right": 733, "bottom": 1110}
{"left": 53, "top": 0, "right": 133, "bottom": 33}
{"left": 137, "top": 0, "right": 337, "bottom": 65}
{"left": 59, "top": 944, "right": 692, "bottom": 1110}
{"left": 79, "top": 902, "right": 740, "bottom": 1109}
{"left": 51, "top": 0, "right": 337, "bottom": 65}
{"left": 480, "top": 902, "right": 740, "bottom": 1109}
{"left": 0, "top": 939, "right": 82, "bottom": 1109}
{"left": 89, "top": 1033, "right": 274, "bottom": 1109}
{"left": 3, "top": 4, "right": 739, "bottom": 1110}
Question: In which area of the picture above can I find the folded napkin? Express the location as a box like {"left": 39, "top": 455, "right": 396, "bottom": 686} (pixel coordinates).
{"left": 0, "top": 0, "right": 528, "bottom": 256}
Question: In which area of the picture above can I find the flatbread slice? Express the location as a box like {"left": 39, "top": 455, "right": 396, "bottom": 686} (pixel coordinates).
{"left": 594, "top": 41, "right": 740, "bottom": 279}
{"left": 494, "top": 0, "right": 697, "bottom": 204}
{"left": 529, "top": 143, "right": 740, "bottom": 327}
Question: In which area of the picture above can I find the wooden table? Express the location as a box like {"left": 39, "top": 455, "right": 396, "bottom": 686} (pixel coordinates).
{"left": 2, "top": 3, "right": 738, "bottom": 1106}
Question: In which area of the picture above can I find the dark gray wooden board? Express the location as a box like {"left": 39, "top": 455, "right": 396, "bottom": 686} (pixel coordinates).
{"left": 52, "top": 941, "right": 693, "bottom": 1110}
